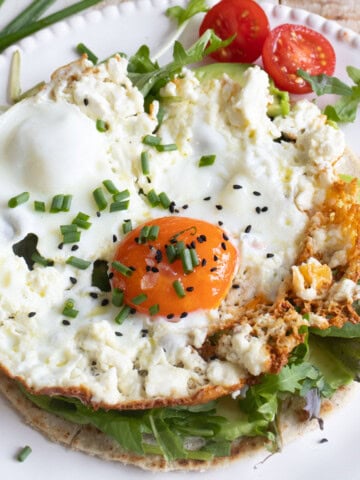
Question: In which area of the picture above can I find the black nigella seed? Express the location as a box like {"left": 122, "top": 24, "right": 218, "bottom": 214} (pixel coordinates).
{"left": 222, "top": 233, "right": 229, "bottom": 241}
{"left": 201, "top": 258, "right": 207, "bottom": 267}
{"left": 83, "top": 98, "right": 89, "bottom": 106}
{"left": 180, "top": 312, "right": 188, "bottom": 318}
{"left": 197, "top": 234, "right": 207, "bottom": 243}
{"left": 215, "top": 204, "right": 223, "bottom": 210}
{"left": 69, "top": 277, "right": 77, "bottom": 285}
{"left": 186, "top": 286, "right": 194, "bottom": 292}
{"left": 130, "top": 308, "right": 136, "bottom": 314}
{"left": 28, "top": 312, "right": 36, "bottom": 318}
{"left": 266, "top": 253, "right": 274, "bottom": 258}
{"left": 71, "top": 245, "right": 79, "bottom": 251}
{"left": 255, "top": 206, "right": 261, "bottom": 214}
{"left": 89, "top": 292, "right": 98, "bottom": 299}
{"left": 151, "top": 267, "right": 159, "bottom": 273}
{"left": 146, "top": 265, "right": 151, "bottom": 272}
{"left": 232, "top": 284, "right": 240, "bottom": 289}
{"left": 141, "top": 329, "right": 149, "bottom": 335}
{"left": 218, "top": 220, "right": 223, "bottom": 226}
{"left": 169, "top": 202, "right": 176, "bottom": 213}
{"left": 261, "top": 206, "right": 268, "bottom": 212}
{"left": 213, "top": 255, "right": 218, "bottom": 261}
{"left": 101, "top": 299, "right": 109, "bottom": 306}
{"left": 108, "top": 272, "right": 114, "bottom": 280}
{"left": 96, "top": 211, "right": 101, "bottom": 218}
{"left": 58, "top": 242, "right": 64, "bottom": 250}
{"left": 210, "top": 267, "right": 217, "bottom": 272}
{"left": 203, "top": 196, "right": 211, "bottom": 201}
{"left": 62, "top": 319, "right": 70, "bottom": 326}
{"left": 245, "top": 225, "right": 252, "bottom": 233}
{"left": 129, "top": 266, "right": 136, "bottom": 271}
{"left": 167, "top": 313, "right": 175, "bottom": 319}
{"left": 115, "top": 331, "right": 123, "bottom": 337}
{"left": 319, "top": 438, "right": 328, "bottom": 444}
{"left": 253, "top": 191, "right": 261, "bottom": 196}
{"left": 233, "top": 184, "right": 242, "bottom": 190}
{"left": 182, "top": 204, "right": 189, "bottom": 209}
{"left": 221, "top": 242, "right": 227, "bottom": 250}
{"left": 113, "top": 234, "right": 117, "bottom": 243}
{"left": 155, "top": 250, "right": 162, "bottom": 263}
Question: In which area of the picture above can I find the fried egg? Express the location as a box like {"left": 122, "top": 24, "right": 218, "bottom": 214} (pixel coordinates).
{"left": 0, "top": 55, "right": 358, "bottom": 409}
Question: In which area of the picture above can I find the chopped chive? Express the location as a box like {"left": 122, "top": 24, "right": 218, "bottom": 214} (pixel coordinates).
{"left": 138, "top": 225, "right": 150, "bottom": 244}
{"left": 110, "top": 200, "right": 129, "bottom": 212}
{"left": 102, "top": 179, "right": 119, "bottom": 195}
{"left": 8, "top": 191, "right": 29, "bottom": 208}
{"left": 112, "top": 261, "right": 133, "bottom": 277}
{"left": 66, "top": 256, "right": 91, "bottom": 270}
{"left": 112, "top": 189, "right": 130, "bottom": 202}
{"left": 189, "top": 248, "right": 200, "bottom": 267}
{"left": 34, "top": 200, "right": 45, "bottom": 212}
{"left": 1, "top": 0, "right": 57, "bottom": 36}
{"left": 180, "top": 248, "right": 193, "bottom": 274}
{"left": 131, "top": 293, "right": 148, "bottom": 305}
{"left": 115, "top": 305, "right": 131, "bottom": 324}
{"left": 31, "top": 252, "right": 54, "bottom": 267}
{"left": 155, "top": 143, "right": 177, "bottom": 152}
{"left": 142, "top": 135, "right": 161, "bottom": 146}
{"left": 159, "top": 192, "right": 171, "bottom": 209}
{"left": 166, "top": 244, "right": 177, "bottom": 263}
{"left": 148, "top": 225, "right": 160, "bottom": 241}
{"left": 149, "top": 304, "right": 160, "bottom": 316}
{"left": 76, "top": 42, "right": 98, "bottom": 64}
{"left": 60, "top": 224, "right": 78, "bottom": 234}
{"left": 112, "top": 288, "right": 124, "bottom": 307}
{"left": 175, "top": 241, "right": 185, "bottom": 255}
{"left": 17, "top": 81, "right": 46, "bottom": 102}
{"left": 17, "top": 445, "right": 32, "bottom": 462}
{"left": 141, "top": 151, "right": 150, "bottom": 175}
{"left": 199, "top": 154, "right": 216, "bottom": 167}
{"left": 9, "top": 50, "right": 21, "bottom": 102}
{"left": 62, "top": 194, "right": 73, "bottom": 212}
{"left": 72, "top": 212, "right": 92, "bottom": 230}
{"left": 122, "top": 219, "right": 132, "bottom": 234}
{"left": 62, "top": 299, "right": 79, "bottom": 318}
{"left": 147, "top": 189, "right": 160, "bottom": 207}
{"left": 173, "top": 279, "right": 186, "bottom": 298}
{"left": 62, "top": 230, "right": 81, "bottom": 244}
{"left": 50, "top": 194, "right": 64, "bottom": 213}
{"left": 93, "top": 187, "right": 108, "bottom": 211}
{"left": 76, "top": 212, "right": 90, "bottom": 221}
{"left": 96, "top": 119, "right": 108, "bottom": 132}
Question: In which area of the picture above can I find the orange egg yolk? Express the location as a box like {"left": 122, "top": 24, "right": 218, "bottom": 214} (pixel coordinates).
{"left": 111, "top": 216, "right": 238, "bottom": 318}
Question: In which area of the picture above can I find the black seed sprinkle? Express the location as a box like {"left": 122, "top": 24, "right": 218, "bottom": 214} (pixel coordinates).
{"left": 210, "top": 267, "right": 217, "bottom": 272}
{"left": 169, "top": 201, "right": 176, "bottom": 213}
{"left": 129, "top": 266, "right": 136, "bottom": 271}
{"left": 115, "top": 331, "right": 123, "bottom": 336}
{"left": 113, "top": 234, "right": 118, "bottom": 243}
{"left": 62, "top": 319, "right": 70, "bottom": 326}
{"left": 167, "top": 313, "right": 175, "bottom": 319}
{"left": 174, "top": 209, "right": 180, "bottom": 213}
{"left": 101, "top": 299, "right": 109, "bottom": 306}
{"left": 213, "top": 255, "right": 218, "bottom": 261}
{"left": 155, "top": 249, "right": 162, "bottom": 263}
{"left": 261, "top": 206, "right": 268, "bottom": 212}
{"left": 197, "top": 234, "right": 207, "bottom": 243}
{"left": 218, "top": 221, "right": 223, "bottom": 226}
{"left": 83, "top": 98, "right": 89, "bottom": 106}
{"left": 96, "top": 211, "right": 101, "bottom": 218}
{"left": 146, "top": 265, "right": 151, "bottom": 272}
{"left": 130, "top": 308, "right": 136, "bottom": 314}
{"left": 215, "top": 204, "right": 223, "bottom": 210}
{"left": 222, "top": 233, "right": 229, "bottom": 241}
{"left": 233, "top": 184, "right": 242, "bottom": 190}
{"left": 151, "top": 267, "right": 159, "bottom": 273}
{"left": 141, "top": 329, "right": 149, "bottom": 335}
{"left": 89, "top": 292, "right": 98, "bottom": 299}
{"left": 186, "top": 286, "right": 194, "bottom": 292}
{"left": 91, "top": 360, "right": 97, "bottom": 366}
{"left": 28, "top": 312, "right": 36, "bottom": 318}
{"left": 255, "top": 206, "right": 261, "bottom": 214}
{"left": 147, "top": 176, "right": 151, "bottom": 183}
{"left": 70, "top": 277, "right": 77, "bottom": 285}
{"left": 182, "top": 204, "right": 189, "bottom": 209}
{"left": 108, "top": 272, "right": 114, "bottom": 280}
{"left": 232, "top": 284, "right": 240, "bottom": 289}
{"left": 245, "top": 225, "right": 252, "bottom": 233}
{"left": 266, "top": 253, "right": 274, "bottom": 258}
{"left": 71, "top": 245, "right": 79, "bottom": 251}
{"left": 201, "top": 258, "right": 207, "bottom": 267}
{"left": 180, "top": 312, "right": 188, "bottom": 318}
{"left": 319, "top": 438, "right": 328, "bottom": 444}
{"left": 58, "top": 242, "right": 64, "bottom": 250}
{"left": 203, "top": 196, "right": 211, "bottom": 201}
{"left": 221, "top": 242, "right": 227, "bottom": 250}
{"left": 253, "top": 191, "right": 261, "bottom": 196}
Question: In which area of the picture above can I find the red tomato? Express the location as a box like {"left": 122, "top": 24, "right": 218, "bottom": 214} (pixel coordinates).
{"left": 199, "top": 0, "right": 270, "bottom": 63}
{"left": 262, "top": 24, "right": 336, "bottom": 94}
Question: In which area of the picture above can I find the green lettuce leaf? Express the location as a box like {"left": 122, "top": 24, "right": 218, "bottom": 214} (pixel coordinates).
{"left": 166, "top": 0, "right": 208, "bottom": 27}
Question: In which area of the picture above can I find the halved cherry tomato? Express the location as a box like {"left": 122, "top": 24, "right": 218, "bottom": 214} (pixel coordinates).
{"left": 199, "top": 0, "right": 270, "bottom": 63}
{"left": 262, "top": 24, "right": 336, "bottom": 94}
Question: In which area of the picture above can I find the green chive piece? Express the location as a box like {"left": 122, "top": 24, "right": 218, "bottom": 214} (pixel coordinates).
{"left": 16, "top": 81, "right": 46, "bottom": 102}
{"left": 66, "top": 256, "right": 91, "bottom": 270}
{"left": 60, "top": 224, "right": 78, "bottom": 234}
{"left": 103, "top": 179, "right": 119, "bottom": 195}
{"left": 149, "top": 304, "right": 160, "bottom": 316}
{"left": 131, "top": 293, "right": 148, "bottom": 305}
{"left": 62, "top": 299, "right": 79, "bottom": 318}
{"left": 142, "top": 135, "right": 161, "bottom": 146}
{"left": 50, "top": 194, "right": 64, "bottom": 213}
{"left": 8, "top": 191, "right": 29, "bottom": 208}
{"left": 115, "top": 305, "right": 131, "bottom": 324}
{"left": 173, "top": 279, "right": 186, "bottom": 298}
{"left": 155, "top": 143, "right": 178, "bottom": 152}
{"left": 112, "top": 261, "right": 133, "bottom": 277}
{"left": 34, "top": 200, "right": 46, "bottom": 212}
{"left": 113, "top": 189, "right": 130, "bottom": 202}
{"left": 76, "top": 42, "right": 98, "bottom": 64}
{"left": 138, "top": 225, "right": 150, "bottom": 244}
{"left": 175, "top": 241, "right": 185, "bottom": 255}
{"left": 159, "top": 192, "right": 171, "bottom": 209}
{"left": 180, "top": 248, "right": 194, "bottom": 274}
{"left": 148, "top": 225, "right": 160, "bottom": 241}
{"left": 96, "top": 119, "right": 108, "bottom": 132}
{"left": 199, "top": 154, "right": 216, "bottom": 167}
{"left": 166, "top": 244, "right": 177, "bottom": 263}
{"left": 62, "top": 194, "right": 73, "bottom": 212}
{"left": 190, "top": 248, "right": 200, "bottom": 267}
{"left": 110, "top": 200, "right": 129, "bottom": 212}
{"left": 17, "top": 445, "right": 32, "bottom": 462}
{"left": 112, "top": 288, "right": 124, "bottom": 307}
{"left": 1, "top": 0, "right": 57, "bottom": 36}
{"left": 93, "top": 187, "right": 108, "bottom": 211}
{"left": 122, "top": 219, "right": 132, "bottom": 234}
{"left": 72, "top": 212, "right": 92, "bottom": 230}
{"left": 62, "top": 231, "right": 81, "bottom": 244}
{"left": 31, "top": 252, "right": 54, "bottom": 267}
{"left": 9, "top": 50, "right": 21, "bottom": 102}
{"left": 147, "top": 189, "right": 160, "bottom": 207}
{"left": 141, "top": 151, "right": 150, "bottom": 175}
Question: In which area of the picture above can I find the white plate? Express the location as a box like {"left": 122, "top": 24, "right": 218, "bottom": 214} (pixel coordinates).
{"left": 1, "top": 1, "right": 360, "bottom": 479}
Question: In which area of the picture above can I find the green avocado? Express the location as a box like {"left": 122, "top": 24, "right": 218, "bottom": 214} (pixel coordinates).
{"left": 194, "top": 62, "right": 290, "bottom": 118}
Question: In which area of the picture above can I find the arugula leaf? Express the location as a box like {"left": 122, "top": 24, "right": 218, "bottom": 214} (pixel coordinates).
{"left": 347, "top": 66, "right": 360, "bottom": 85}
{"left": 166, "top": 0, "right": 208, "bottom": 27}
{"left": 297, "top": 69, "right": 352, "bottom": 96}
{"left": 324, "top": 86, "right": 360, "bottom": 123}
{"left": 311, "top": 322, "right": 360, "bottom": 338}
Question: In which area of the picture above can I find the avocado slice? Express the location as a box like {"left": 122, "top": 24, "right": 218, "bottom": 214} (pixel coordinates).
{"left": 194, "top": 62, "right": 290, "bottom": 118}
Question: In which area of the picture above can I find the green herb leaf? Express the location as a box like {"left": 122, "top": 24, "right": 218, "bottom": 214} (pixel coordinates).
{"left": 166, "top": 0, "right": 208, "bottom": 27}
{"left": 0, "top": 0, "right": 57, "bottom": 36}
{"left": 297, "top": 69, "right": 353, "bottom": 96}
